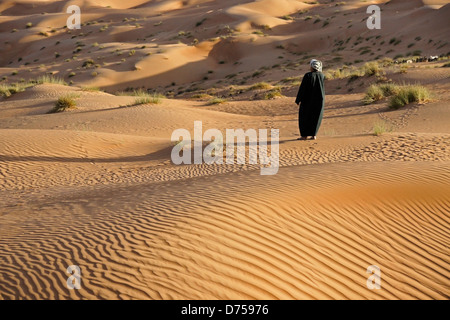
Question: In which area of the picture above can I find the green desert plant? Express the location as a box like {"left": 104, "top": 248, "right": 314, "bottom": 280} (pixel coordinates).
{"left": 148, "top": 93, "right": 165, "bottom": 104}
{"left": 36, "top": 75, "right": 67, "bottom": 85}
{"left": 120, "top": 90, "right": 165, "bottom": 105}
{"left": 373, "top": 120, "right": 392, "bottom": 136}
{"left": 207, "top": 97, "right": 227, "bottom": 105}
{"left": 249, "top": 82, "right": 272, "bottom": 90}
{"left": 252, "top": 30, "right": 265, "bottom": 36}
{"left": 389, "top": 85, "right": 430, "bottom": 109}
{"left": 80, "top": 86, "right": 101, "bottom": 92}
{"left": 0, "top": 84, "right": 19, "bottom": 97}
{"left": 133, "top": 96, "right": 151, "bottom": 105}
{"left": 363, "top": 85, "right": 384, "bottom": 104}
{"left": 363, "top": 62, "right": 381, "bottom": 76}
{"left": 49, "top": 94, "right": 79, "bottom": 113}
{"left": 0, "top": 82, "right": 34, "bottom": 97}
{"left": 281, "top": 15, "right": 294, "bottom": 20}
{"left": 363, "top": 83, "right": 400, "bottom": 104}
{"left": 264, "top": 89, "right": 283, "bottom": 100}
{"left": 82, "top": 59, "right": 95, "bottom": 67}
{"left": 398, "top": 64, "right": 409, "bottom": 74}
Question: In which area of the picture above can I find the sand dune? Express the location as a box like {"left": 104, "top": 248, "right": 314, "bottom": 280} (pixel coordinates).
{"left": 1, "top": 160, "right": 448, "bottom": 299}
{"left": 1, "top": 0, "right": 449, "bottom": 89}
{"left": 1, "top": 0, "right": 449, "bottom": 301}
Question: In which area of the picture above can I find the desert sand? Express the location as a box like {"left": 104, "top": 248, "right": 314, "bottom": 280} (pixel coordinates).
{"left": 0, "top": 0, "right": 449, "bottom": 300}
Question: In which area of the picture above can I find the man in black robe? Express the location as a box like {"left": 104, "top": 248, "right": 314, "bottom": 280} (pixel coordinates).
{"left": 295, "top": 59, "right": 325, "bottom": 140}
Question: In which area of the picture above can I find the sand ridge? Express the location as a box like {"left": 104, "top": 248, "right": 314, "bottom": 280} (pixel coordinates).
{"left": 1, "top": 161, "right": 448, "bottom": 299}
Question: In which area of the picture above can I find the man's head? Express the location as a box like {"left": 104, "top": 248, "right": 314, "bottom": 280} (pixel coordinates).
{"left": 310, "top": 59, "right": 322, "bottom": 72}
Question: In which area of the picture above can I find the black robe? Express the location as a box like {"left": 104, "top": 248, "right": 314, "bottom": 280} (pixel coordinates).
{"left": 295, "top": 71, "right": 325, "bottom": 137}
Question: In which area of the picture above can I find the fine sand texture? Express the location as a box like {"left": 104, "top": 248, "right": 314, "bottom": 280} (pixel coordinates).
{"left": 0, "top": 0, "right": 449, "bottom": 300}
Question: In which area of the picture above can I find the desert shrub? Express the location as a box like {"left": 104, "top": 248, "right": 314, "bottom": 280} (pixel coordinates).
{"left": 363, "top": 62, "right": 380, "bottom": 76}
{"left": 389, "top": 85, "right": 430, "bottom": 109}
{"left": 324, "top": 69, "right": 342, "bottom": 80}
{"left": 262, "top": 86, "right": 282, "bottom": 100}
{"left": 377, "top": 57, "right": 394, "bottom": 67}
{"left": 141, "top": 92, "right": 163, "bottom": 104}
{"left": 281, "top": 15, "right": 294, "bottom": 20}
{"left": 373, "top": 120, "right": 392, "bottom": 136}
{"left": 82, "top": 59, "right": 95, "bottom": 67}
{"left": 252, "top": 70, "right": 264, "bottom": 77}
{"left": 398, "top": 64, "right": 409, "bottom": 73}
{"left": 0, "top": 85, "right": 12, "bottom": 97}
{"left": 363, "top": 85, "right": 384, "bottom": 104}
{"left": 207, "top": 97, "right": 227, "bottom": 105}
{"left": 379, "top": 83, "right": 399, "bottom": 96}
{"left": 80, "top": 87, "right": 101, "bottom": 92}
{"left": 121, "top": 90, "right": 165, "bottom": 105}
{"left": 149, "top": 93, "right": 165, "bottom": 104}
{"left": 252, "top": 30, "right": 264, "bottom": 36}
{"left": 264, "top": 89, "right": 283, "bottom": 100}
{"left": 249, "top": 82, "right": 272, "bottom": 90}
{"left": 0, "top": 82, "right": 34, "bottom": 97}
{"left": 49, "top": 94, "right": 79, "bottom": 113}
{"left": 133, "top": 96, "right": 151, "bottom": 105}
{"left": 363, "top": 83, "right": 400, "bottom": 104}
{"left": 280, "top": 76, "right": 301, "bottom": 85}
{"left": 347, "top": 71, "right": 360, "bottom": 83}
{"left": 36, "top": 75, "right": 67, "bottom": 85}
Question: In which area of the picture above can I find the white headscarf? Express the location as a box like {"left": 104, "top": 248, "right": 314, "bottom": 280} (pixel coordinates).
{"left": 310, "top": 59, "right": 322, "bottom": 72}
